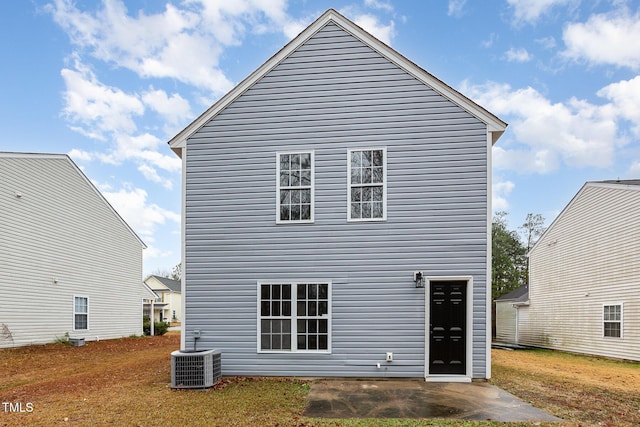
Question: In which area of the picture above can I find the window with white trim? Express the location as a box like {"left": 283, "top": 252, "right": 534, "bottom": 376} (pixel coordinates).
{"left": 348, "top": 148, "right": 386, "bottom": 221}
{"left": 258, "top": 282, "right": 330, "bottom": 352}
{"left": 277, "top": 152, "right": 313, "bottom": 223}
{"left": 603, "top": 304, "right": 622, "bottom": 338}
{"left": 74, "top": 296, "right": 89, "bottom": 331}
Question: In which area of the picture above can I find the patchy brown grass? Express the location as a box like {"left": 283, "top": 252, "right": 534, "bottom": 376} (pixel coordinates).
{"left": 491, "top": 348, "right": 640, "bottom": 427}
{"left": 1, "top": 335, "right": 638, "bottom": 426}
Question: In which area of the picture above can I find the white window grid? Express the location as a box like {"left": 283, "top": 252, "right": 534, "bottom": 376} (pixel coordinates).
{"left": 603, "top": 303, "right": 623, "bottom": 338}
{"left": 276, "top": 151, "right": 314, "bottom": 224}
{"left": 73, "top": 295, "right": 89, "bottom": 331}
{"left": 257, "top": 282, "right": 331, "bottom": 353}
{"left": 347, "top": 147, "right": 387, "bottom": 221}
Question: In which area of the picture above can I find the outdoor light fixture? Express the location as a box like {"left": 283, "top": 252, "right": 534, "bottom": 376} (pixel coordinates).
{"left": 414, "top": 271, "right": 424, "bottom": 288}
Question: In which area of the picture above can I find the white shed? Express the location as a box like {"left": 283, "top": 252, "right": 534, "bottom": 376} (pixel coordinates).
{"left": 494, "top": 285, "right": 528, "bottom": 345}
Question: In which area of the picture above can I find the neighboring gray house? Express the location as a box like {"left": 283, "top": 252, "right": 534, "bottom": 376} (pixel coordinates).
{"left": 0, "top": 152, "right": 146, "bottom": 348}
{"left": 168, "top": 9, "right": 506, "bottom": 381}
{"left": 518, "top": 181, "right": 640, "bottom": 361}
{"left": 494, "top": 285, "right": 528, "bottom": 345}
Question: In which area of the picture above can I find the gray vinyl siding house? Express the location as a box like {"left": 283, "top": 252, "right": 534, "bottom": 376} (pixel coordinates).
{"left": 169, "top": 9, "right": 506, "bottom": 381}
{"left": 0, "top": 153, "right": 145, "bottom": 348}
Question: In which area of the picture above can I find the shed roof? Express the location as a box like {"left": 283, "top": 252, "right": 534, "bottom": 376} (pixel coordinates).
{"left": 168, "top": 8, "right": 506, "bottom": 157}
{"left": 495, "top": 285, "right": 529, "bottom": 302}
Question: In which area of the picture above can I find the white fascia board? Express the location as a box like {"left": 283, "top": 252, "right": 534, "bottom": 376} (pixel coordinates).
{"left": 167, "top": 9, "right": 507, "bottom": 155}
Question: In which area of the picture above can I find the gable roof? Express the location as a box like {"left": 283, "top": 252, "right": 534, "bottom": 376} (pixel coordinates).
{"left": 147, "top": 275, "right": 181, "bottom": 292}
{"left": 168, "top": 8, "right": 506, "bottom": 157}
{"left": 495, "top": 285, "right": 529, "bottom": 302}
{"left": 0, "top": 152, "right": 146, "bottom": 249}
{"left": 529, "top": 179, "right": 640, "bottom": 256}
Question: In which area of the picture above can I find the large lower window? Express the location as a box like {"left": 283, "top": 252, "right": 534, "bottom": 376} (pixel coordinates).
{"left": 74, "top": 296, "right": 89, "bottom": 331}
{"left": 277, "top": 152, "right": 313, "bottom": 223}
{"left": 348, "top": 148, "right": 386, "bottom": 221}
{"left": 258, "top": 282, "right": 330, "bottom": 352}
{"left": 603, "top": 304, "right": 622, "bottom": 338}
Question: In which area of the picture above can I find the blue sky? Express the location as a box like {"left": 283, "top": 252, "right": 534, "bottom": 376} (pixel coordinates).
{"left": 2, "top": 0, "right": 639, "bottom": 276}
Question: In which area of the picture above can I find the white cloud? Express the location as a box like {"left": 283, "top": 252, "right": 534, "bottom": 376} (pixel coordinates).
{"left": 507, "top": 0, "right": 575, "bottom": 24}
{"left": 142, "top": 88, "right": 192, "bottom": 125}
{"left": 628, "top": 160, "right": 640, "bottom": 177}
{"left": 535, "top": 36, "right": 556, "bottom": 50}
{"left": 47, "top": 0, "right": 298, "bottom": 95}
{"left": 138, "top": 164, "right": 173, "bottom": 190}
{"left": 492, "top": 178, "right": 515, "bottom": 212}
{"left": 505, "top": 47, "right": 532, "bottom": 62}
{"left": 597, "top": 75, "right": 640, "bottom": 136}
{"left": 353, "top": 14, "right": 395, "bottom": 45}
{"left": 61, "top": 59, "right": 144, "bottom": 139}
{"left": 562, "top": 9, "right": 640, "bottom": 70}
{"left": 448, "top": 0, "right": 467, "bottom": 18}
{"left": 462, "top": 80, "right": 621, "bottom": 174}
{"left": 365, "top": 0, "right": 394, "bottom": 12}
{"left": 101, "top": 186, "right": 180, "bottom": 239}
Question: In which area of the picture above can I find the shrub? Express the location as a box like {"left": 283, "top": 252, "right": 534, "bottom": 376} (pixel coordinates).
{"left": 143, "top": 315, "right": 169, "bottom": 336}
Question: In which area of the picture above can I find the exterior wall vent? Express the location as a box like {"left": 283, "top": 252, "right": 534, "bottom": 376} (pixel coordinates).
{"left": 171, "top": 349, "right": 221, "bottom": 389}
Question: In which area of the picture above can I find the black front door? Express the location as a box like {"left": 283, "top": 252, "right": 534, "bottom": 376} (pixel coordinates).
{"left": 429, "top": 280, "right": 467, "bottom": 375}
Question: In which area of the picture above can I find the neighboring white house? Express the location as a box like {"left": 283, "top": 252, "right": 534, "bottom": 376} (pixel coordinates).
{"left": 168, "top": 9, "right": 506, "bottom": 380}
{"left": 494, "top": 285, "right": 528, "bottom": 345}
{"left": 0, "top": 152, "right": 146, "bottom": 348}
{"left": 144, "top": 275, "right": 182, "bottom": 323}
{"left": 519, "top": 180, "right": 640, "bottom": 361}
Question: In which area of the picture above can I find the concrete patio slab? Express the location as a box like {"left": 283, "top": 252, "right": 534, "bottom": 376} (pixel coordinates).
{"left": 304, "top": 379, "right": 563, "bottom": 422}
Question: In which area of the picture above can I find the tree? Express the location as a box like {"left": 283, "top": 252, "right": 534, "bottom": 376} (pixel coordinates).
{"left": 170, "top": 262, "right": 182, "bottom": 281}
{"left": 519, "top": 213, "right": 546, "bottom": 253}
{"left": 492, "top": 212, "right": 527, "bottom": 298}
{"left": 519, "top": 213, "right": 546, "bottom": 285}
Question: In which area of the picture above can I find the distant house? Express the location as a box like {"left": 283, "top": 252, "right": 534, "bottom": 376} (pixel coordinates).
{"left": 0, "top": 152, "right": 146, "bottom": 348}
{"left": 142, "top": 282, "right": 161, "bottom": 320}
{"left": 168, "top": 9, "right": 506, "bottom": 381}
{"left": 494, "top": 285, "right": 528, "bottom": 345}
{"left": 519, "top": 181, "right": 640, "bottom": 361}
{"left": 144, "top": 275, "right": 182, "bottom": 323}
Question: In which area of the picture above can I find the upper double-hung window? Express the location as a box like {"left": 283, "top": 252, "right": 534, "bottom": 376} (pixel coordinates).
{"left": 348, "top": 148, "right": 387, "bottom": 221}
{"left": 277, "top": 152, "right": 314, "bottom": 223}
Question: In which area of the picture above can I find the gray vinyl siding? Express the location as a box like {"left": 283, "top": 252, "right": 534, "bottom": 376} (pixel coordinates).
{"left": 524, "top": 184, "right": 640, "bottom": 361}
{"left": 0, "top": 155, "right": 144, "bottom": 348}
{"left": 183, "top": 23, "right": 490, "bottom": 377}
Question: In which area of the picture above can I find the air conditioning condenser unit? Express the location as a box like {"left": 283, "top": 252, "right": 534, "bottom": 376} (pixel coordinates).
{"left": 171, "top": 349, "right": 221, "bottom": 389}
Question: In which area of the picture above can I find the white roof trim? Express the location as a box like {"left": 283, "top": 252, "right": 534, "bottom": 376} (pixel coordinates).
{"left": 168, "top": 8, "right": 506, "bottom": 157}
{"left": 1, "top": 151, "right": 147, "bottom": 249}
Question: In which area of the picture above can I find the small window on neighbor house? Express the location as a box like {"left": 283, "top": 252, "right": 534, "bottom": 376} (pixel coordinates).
{"left": 603, "top": 304, "right": 622, "bottom": 338}
{"left": 258, "top": 282, "right": 330, "bottom": 353}
{"left": 348, "top": 148, "right": 386, "bottom": 221}
{"left": 74, "top": 296, "right": 88, "bottom": 331}
{"left": 277, "top": 152, "right": 314, "bottom": 223}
